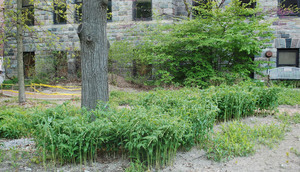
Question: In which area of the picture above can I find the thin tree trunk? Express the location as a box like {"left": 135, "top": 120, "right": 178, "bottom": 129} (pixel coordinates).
{"left": 17, "top": 0, "right": 26, "bottom": 103}
{"left": 78, "top": 0, "right": 109, "bottom": 110}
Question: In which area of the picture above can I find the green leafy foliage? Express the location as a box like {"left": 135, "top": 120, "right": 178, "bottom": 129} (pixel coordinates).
{"left": 0, "top": 84, "right": 281, "bottom": 168}
{"left": 33, "top": 104, "right": 192, "bottom": 167}
{"left": 272, "top": 80, "right": 300, "bottom": 88}
{"left": 125, "top": 0, "right": 275, "bottom": 87}
{"left": 204, "top": 84, "right": 279, "bottom": 121}
{"left": 0, "top": 107, "right": 33, "bottom": 139}
{"left": 1, "top": 77, "right": 18, "bottom": 89}
{"left": 135, "top": 88, "right": 218, "bottom": 145}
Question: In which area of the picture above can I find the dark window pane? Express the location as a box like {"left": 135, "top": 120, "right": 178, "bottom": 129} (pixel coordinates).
{"left": 277, "top": 49, "right": 299, "bottom": 67}
{"left": 54, "top": 0, "right": 67, "bottom": 24}
{"left": 23, "top": 52, "right": 35, "bottom": 78}
{"left": 22, "top": 0, "right": 31, "bottom": 7}
{"left": 133, "top": 0, "right": 152, "bottom": 21}
{"left": 240, "top": 0, "right": 256, "bottom": 8}
{"left": 75, "top": 0, "right": 82, "bottom": 23}
{"left": 22, "top": 0, "right": 34, "bottom": 26}
{"left": 75, "top": 0, "right": 112, "bottom": 23}
{"left": 279, "top": 0, "right": 299, "bottom": 16}
{"left": 108, "top": 0, "right": 112, "bottom": 21}
{"left": 192, "top": 0, "right": 211, "bottom": 18}
{"left": 53, "top": 51, "right": 68, "bottom": 77}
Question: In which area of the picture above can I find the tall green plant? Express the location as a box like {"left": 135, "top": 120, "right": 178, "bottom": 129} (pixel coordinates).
{"left": 133, "top": 0, "right": 275, "bottom": 87}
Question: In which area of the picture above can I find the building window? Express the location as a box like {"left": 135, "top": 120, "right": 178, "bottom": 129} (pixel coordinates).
{"left": 192, "top": 0, "right": 211, "bottom": 18}
{"left": 278, "top": 0, "right": 300, "bottom": 16}
{"left": 75, "top": 0, "right": 112, "bottom": 23}
{"left": 133, "top": 0, "right": 152, "bottom": 21}
{"left": 240, "top": 0, "right": 256, "bottom": 9}
{"left": 277, "top": 49, "right": 299, "bottom": 67}
{"left": 22, "top": 0, "right": 34, "bottom": 26}
{"left": 107, "top": 0, "right": 112, "bottom": 22}
{"left": 54, "top": 0, "right": 67, "bottom": 24}
{"left": 23, "top": 52, "right": 35, "bottom": 78}
{"left": 53, "top": 51, "right": 68, "bottom": 77}
{"left": 75, "top": 0, "right": 82, "bottom": 23}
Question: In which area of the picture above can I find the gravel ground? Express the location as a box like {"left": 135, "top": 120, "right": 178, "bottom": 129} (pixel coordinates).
{"left": 0, "top": 138, "right": 35, "bottom": 151}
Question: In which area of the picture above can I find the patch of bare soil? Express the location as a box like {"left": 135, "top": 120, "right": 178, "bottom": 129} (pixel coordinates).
{"left": 162, "top": 107, "right": 300, "bottom": 172}
{"left": 0, "top": 75, "right": 147, "bottom": 102}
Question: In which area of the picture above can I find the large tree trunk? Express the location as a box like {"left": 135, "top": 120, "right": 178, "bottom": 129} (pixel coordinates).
{"left": 78, "top": 0, "right": 109, "bottom": 110}
{"left": 17, "top": 0, "right": 26, "bottom": 103}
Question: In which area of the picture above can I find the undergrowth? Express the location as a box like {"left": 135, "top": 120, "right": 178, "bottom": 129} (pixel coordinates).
{"left": 205, "top": 121, "right": 287, "bottom": 162}
{"left": 0, "top": 83, "right": 282, "bottom": 169}
{"left": 278, "top": 88, "right": 300, "bottom": 106}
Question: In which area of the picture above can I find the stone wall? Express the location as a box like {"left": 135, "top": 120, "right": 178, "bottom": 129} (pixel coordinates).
{"left": 255, "top": 0, "right": 300, "bottom": 80}
{"left": 4, "top": 0, "right": 181, "bottom": 77}
{"left": 4, "top": 0, "right": 300, "bottom": 80}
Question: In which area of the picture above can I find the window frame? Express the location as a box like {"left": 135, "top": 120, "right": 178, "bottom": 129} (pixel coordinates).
{"left": 278, "top": 0, "right": 300, "bottom": 16}
{"left": 240, "top": 0, "right": 256, "bottom": 9}
{"left": 23, "top": 51, "right": 35, "bottom": 78}
{"left": 107, "top": 0, "right": 112, "bottom": 22}
{"left": 74, "top": 0, "right": 112, "bottom": 23}
{"left": 74, "top": 0, "right": 82, "bottom": 23}
{"left": 277, "top": 48, "right": 299, "bottom": 67}
{"left": 53, "top": 0, "right": 67, "bottom": 25}
{"left": 133, "top": 0, "right": 152, "bottom": 21}
{"left": 22, "top": 0, "right": 34, "bottom": 26}
{"left": 192, "top": 0, "right": 212, "bottom": 18}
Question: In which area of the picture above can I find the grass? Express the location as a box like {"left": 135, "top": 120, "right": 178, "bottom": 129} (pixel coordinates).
{"left": 109, "top": 90, "right": 139, "bottom": 108}
{"left": 276, "top": 113, "right": 300, "bottom": 124}
{"left": 290, "top": 147, "right": 300, "bottom": 157}
{"left": 205, "top": 121, "right": 287, "bottom": 162}
{"left": 278, "top": 88, "right": 300, "bottom": 106}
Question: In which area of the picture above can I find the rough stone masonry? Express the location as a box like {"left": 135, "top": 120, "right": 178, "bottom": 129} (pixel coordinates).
{"left": 3, "top": 0, "right": 300, "bottom": 80}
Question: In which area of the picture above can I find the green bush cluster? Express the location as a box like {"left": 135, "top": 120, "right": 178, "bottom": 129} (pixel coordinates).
{"left": 119, "top": 0, "right": 275, "bottom": 87}
{"left": 33, "top": 104, "right": 192, "bottom": 167}
{"left": 206, "top": 84, "right": 280, "bottom": 121}
{"left": 33, "top": 84, "right": 279, "bottom": 166}
{"left": 0, "top": 84, "right": 281, "bottom": 168}
{"left": 0, "top": 107, "right": 33, "bottom": 139}
{"left": 135, "top": 89, "right": 218, "bottom": 144}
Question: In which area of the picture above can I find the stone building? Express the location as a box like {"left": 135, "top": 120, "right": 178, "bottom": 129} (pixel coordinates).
{"left": 3, "top": 0, "right": 300, "bottom": 80}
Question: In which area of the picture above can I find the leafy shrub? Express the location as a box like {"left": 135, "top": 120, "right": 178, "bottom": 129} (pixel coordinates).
{"left": 1, "top": 77, "right": 18, "bottom": 89}
{"left": 251, "top": 86, "right": 280, "bottom": 111}
{"left": 19, "top": 84, "right": 280, "bottom": 167}
{"left": 206, "top": 84, "right": 279, "bottom": 121}
{"left": 208, "top": 85, "right": 256, "bottom": 121}
{"left": 135, "top": 88, "right": 219, "bottom": 144}
{"left": 128, "top": 0, "right": 274, "bottom": 87}
{"left": 272, "top": 80, "right": 300, "bottom": 88}
{"left": 0, "top": 107, "right": 33, "bottom": 139}
{"left": 33, "top": 104, "right": 192, "bottom": 167}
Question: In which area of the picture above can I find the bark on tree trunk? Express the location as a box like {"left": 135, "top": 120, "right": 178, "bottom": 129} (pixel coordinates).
{"left": 17, "top": 0, "right": 26, "bottom": 103}
{"left": 79, "top": 0, "right": 109, "bottom": 110}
